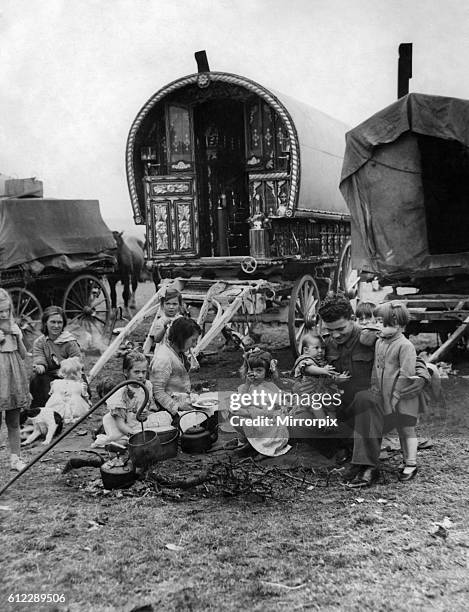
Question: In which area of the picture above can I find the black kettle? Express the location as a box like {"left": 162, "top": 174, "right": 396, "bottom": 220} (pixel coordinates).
{"left": 180, "top": 424, "right": 212, "bottom": 454}
{"left": 179, "top": 410, "right": 217, "bottom": 454}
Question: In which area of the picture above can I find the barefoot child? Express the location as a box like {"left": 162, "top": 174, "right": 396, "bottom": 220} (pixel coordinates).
{"left": 0, "top": 288, "right": 30, "bottom": 471}
{"left": 229, "top": 348, "right": 291, "bottom": 458}
{"left": 92, "top": 350, "right": 171, "bottom": 447}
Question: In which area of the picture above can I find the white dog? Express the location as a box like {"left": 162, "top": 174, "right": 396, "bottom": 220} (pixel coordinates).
{"left": 21, "top": 407, "right": 63, "bottom": 446}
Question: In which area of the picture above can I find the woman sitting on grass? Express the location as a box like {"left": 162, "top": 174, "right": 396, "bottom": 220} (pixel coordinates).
{"left": 150, "top": 317, "right": 202, "bottom": 417}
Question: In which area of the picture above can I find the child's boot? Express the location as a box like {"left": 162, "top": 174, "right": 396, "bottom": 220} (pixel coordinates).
{"left": 10, "top": 454, "right": 27, "bottom": 472}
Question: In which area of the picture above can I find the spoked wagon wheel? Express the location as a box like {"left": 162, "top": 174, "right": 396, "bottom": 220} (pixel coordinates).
{"left": 288, "top": 275, "right": 320, "bottom": 357}
{"left": 334, "top": 239, "right": 360, "bottom": 299}
{"left": 63, "top": 275, "right": 111, "bottom": 334}
{"left": 8, "top": 287, "right": 43, "bottom": 349}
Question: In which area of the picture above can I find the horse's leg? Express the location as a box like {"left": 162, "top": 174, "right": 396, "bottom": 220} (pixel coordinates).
{"left": 108, "top": 277, "right": 117, "bottom": 310}
{"left": 128, "top": 265, "right": 140, "bottom": 309}
{"left": 122, "top": 276, "right": 131, "bottom": 318}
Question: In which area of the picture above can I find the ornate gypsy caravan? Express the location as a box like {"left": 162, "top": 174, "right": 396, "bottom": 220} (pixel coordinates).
{"left": 126, "top": 62, "right": 353, "bottom": 355}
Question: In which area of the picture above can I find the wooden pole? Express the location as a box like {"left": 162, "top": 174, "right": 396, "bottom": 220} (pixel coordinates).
{"left": 88, "top": 291, "right": 162, "bottom": 381}
{"left": 427, "top": 316, "right": 469, "bottom": 364}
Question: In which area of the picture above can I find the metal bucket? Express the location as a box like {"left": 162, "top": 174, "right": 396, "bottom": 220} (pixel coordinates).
{"left": 128, "top": 430, "right": 163, "bottom": 468}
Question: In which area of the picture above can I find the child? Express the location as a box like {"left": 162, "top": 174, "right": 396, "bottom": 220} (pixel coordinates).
{"left": 371, "top": 301, "right": 420, "bottom": 481}
{"left": 45, "top": 356, "right": 90, "bottom": 423}
{"left": 143, "top": 288, "right": 185, "bottom": 355}
{"left": 290, "top": 332, "right": 343, "bottom": 436}
{"left": 355, "top": 302, "right": 376, "bottom": 326}
{"left": 92, "top": 350, "right": 172, "bottom": 447}
{"left": 355, "top": 301, "right": 382, "bottom": 347}
{"left": 230, "top": 348, "right": 290, "bottom": 458}
{"left": 0, "top": 288, "right": 30, "bottom": 471}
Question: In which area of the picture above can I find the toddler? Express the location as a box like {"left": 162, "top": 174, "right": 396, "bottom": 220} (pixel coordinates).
{"left": 290, "top": 332, "right": 344, "bottom": 434}
{"left": 45, "top": 356, "right": 90, "bottom": 423}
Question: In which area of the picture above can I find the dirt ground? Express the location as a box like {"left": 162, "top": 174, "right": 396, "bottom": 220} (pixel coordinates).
{"left": 1, "top": 281, "right": 469, "bottom": 612}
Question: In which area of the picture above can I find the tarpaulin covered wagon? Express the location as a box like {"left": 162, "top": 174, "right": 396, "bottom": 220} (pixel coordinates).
{"left": 0, "top": 198, "right": 116, "bottom": 346}
{"left": 125, "top": 67, "right": 352, "bottom": 356}
{"left": 341, "top": 92, "right": 469, "bottom": 349}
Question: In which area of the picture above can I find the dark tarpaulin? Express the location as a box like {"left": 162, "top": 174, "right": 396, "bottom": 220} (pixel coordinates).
{"left": 0, "top": 199, "right": 116, "bottom": 270}
{"left": 340, "top": 93, "right": 469, "bottom": 280}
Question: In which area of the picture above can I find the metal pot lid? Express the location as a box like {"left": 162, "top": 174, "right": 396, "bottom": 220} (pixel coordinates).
{"left": 179, "top": 410, "right": 208, "bottom": 432}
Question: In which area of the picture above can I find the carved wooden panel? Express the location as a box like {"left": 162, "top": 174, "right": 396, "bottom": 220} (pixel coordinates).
{"left": 174, "top": 200, "right": 195, "bottom": 251}
{"left": 245, "top": 97, "right": 290, "bottom": 172}
{"left": 248, "top": 176, "right": 291, "bottom": 216}
{"left": 145, "top": 176, "right": 198, "bottom": 259}
{"left": 151, "top": 200, "right": 172, "bottom": 253}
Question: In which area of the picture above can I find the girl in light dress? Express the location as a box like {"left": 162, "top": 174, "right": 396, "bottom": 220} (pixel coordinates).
{"left": 230, "top": 348, "right": 291, "bottom": 458}
{"left": 92, "top": 350, "right": 172, "bottom": 447}
{"left": 0, "top": 288, "right": 30, "bottom": 471}
{"left": 45, "top": 356, "right": 90, "bottom": 423}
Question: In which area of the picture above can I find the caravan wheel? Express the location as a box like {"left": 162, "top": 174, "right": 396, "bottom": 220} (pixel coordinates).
{"left": 288, "top": 275, "right": 320, "bottom": 358}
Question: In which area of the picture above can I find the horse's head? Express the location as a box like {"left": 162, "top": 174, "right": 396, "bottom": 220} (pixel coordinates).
{"left": 112, "top": 230, "right": 124, "bottom": 248}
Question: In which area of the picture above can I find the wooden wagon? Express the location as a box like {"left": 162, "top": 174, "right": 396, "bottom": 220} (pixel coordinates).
{"left": 0, "top": 197, "right": 116, "bottom": 347}
{"left": 125, "top": 65, "right": 355, "bottom": 357}
{"left": 340, "top": 92, "right": 469, "bottom": 358}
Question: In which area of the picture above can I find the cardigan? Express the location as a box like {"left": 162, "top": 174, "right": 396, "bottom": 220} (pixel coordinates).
{"left": 32, "top": 332, "right": 81, "bottom": 371}
{"left": 150, "top": 343, "right": 191, "bottom": 415}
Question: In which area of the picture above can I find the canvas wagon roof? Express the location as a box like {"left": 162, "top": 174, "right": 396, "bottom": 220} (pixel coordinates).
{"left": 0, "top": 199, "right": 116, "bottom": 269}
{"left": 340, "top": 93, "right": 469, "bottom": 279}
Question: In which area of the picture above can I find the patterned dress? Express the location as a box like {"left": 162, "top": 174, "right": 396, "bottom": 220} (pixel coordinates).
{"left": 231, "top": 380, "right": 291, "bottom": 457}
{"left": 0, "top": 324, "right": 30, "bottom": 412}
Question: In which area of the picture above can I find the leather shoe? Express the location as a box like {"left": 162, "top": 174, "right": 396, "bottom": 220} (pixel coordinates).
{"left": 342, "top": 464, "right": 364, "bottom": 483}
{"left": 347, "top": 466, "right": 379, "bottom": 488}
{"left": 398, "top": 466, "right": 418, "bottom": 482}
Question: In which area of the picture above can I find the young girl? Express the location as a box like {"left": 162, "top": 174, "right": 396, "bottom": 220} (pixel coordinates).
{"left": 143, "top": 288, "right": 185, "bottom": 356}
{"left": 230, "top": 348, "right": 291, "bottom": 458}
{"left": 92, "top": 350, "right": 172, "bottom": 447}
{"left": 45, "top": 356, "right": 90, "bottom": 423}
{"left": 0, "top": 288, "right": 30, "bottom": 471}
{"left": 372, "top": 301, "right": 420, "bottom": 481}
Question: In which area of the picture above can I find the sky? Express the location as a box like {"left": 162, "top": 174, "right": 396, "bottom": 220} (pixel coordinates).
{"left": 1, "top": 0, "right": 469, "bottom": 230}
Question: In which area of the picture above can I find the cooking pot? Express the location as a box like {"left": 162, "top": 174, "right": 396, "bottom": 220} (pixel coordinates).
{"left": 100, "top": 458, "right": 136, "bottom": 490}
{"left": 128, "top": 430, "right": 163, "bottom": 468}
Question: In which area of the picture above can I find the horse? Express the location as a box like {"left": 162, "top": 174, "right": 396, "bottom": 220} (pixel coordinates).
{"left": 108, "top": 231, "right": 145, "bottom": 315}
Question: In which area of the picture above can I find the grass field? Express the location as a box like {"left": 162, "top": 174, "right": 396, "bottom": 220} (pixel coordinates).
{"left": 1, "top": 286, "right": 469, "bottom": 611}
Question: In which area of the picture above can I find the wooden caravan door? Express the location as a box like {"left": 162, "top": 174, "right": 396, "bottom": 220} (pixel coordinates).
{"left": 145, "top": 176, "right": 199, "bottom": 259}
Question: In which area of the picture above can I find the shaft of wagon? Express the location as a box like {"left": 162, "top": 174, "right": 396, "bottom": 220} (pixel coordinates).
{"left": 427, "top": 316, "right": 469, "bottom": 364}
{"left": 0, "top": 380, "right": 149, "bottom": 498}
